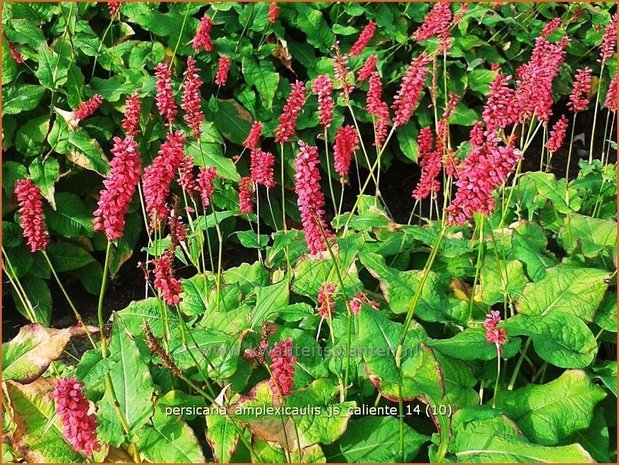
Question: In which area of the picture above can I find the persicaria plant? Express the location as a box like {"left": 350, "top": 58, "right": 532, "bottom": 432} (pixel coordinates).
{"left": 2, "top": 2, "right": 617, "bottom": 464}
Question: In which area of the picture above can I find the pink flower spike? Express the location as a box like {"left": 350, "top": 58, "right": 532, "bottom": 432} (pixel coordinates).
{"left": 600, "top": 14, "right": 617, "bottom": 62}
{"left": 392, "top": 53, "right": 432, "bottom": 127}
{"left": 14, "top": 179, "right": 50, "bottom": 253}
{"left": 483, "top": 310, "right": 507, "bottom": 345}
{"left": 193, "top": 15, "right": 213, "bottom": 52}
{"left": 178, "top": 154, "right": 197, "bottom": 194}
{"left": 604, "top": 75, "right": 617, "bottom": 112}
{"left": 294, "top": 141, "right": 333, "bottom": 255}
{"left": 350, "top": 21, "right": 376, "bottom": 57}
{"left": 93, "top": 136, "right": 142, "bottom": 241}
{"left": 541, "top": 18, "right": 561, "bottom": 37}
{"left": 250, "top": 149, "right": 276, "bottom": 188}
{"left": 366, "top": 72, "right": 390, "bottom": 147}
{"left": 243, "top": 121, "right": 263, "bottom": 150}
{"left": 317, "top": 283, "right": 337, "bottom": 318}
{"left": 568, "top": 67, "right": 592, "bottom": 113}
{"left": 312, "top": 74, "right": 334, "bottom": 128}
{"left": 412, "top": 127, "right": 441, "bottom": 201}
{"left": 52, "top": 378, "right": 100, "bottom": 457}
{"left": 482, "top": 72, "right": 515, "bottom": 132}
{"left": 152, "top": 249, "right": 182, "bottom": 305}
{"left": 73, "top": 95, "right": 103, "bottom": 122}
{"left": 181, "top": 57, "right": 204, "bottom": 138}
{"left": 413, "top": 1, "right": 452, "bottom": 42}
{"left": 274, "top": 81, "right": 306, "bottom": 143}
{"left": 268, "top": 3, "right": 280, "bottom": 23}
{"left": 9, "top": 42, "right": 23, "bottom": 64}
{"left": 154, "top": 63, "right": 177, "bottom": 126}
{"left": 122, "top": 93, "right": 141, "bottom": 137}
{"left": 238, "top": 176, "right": 255, "bottom": 214}
{"left": 333, "top": 125, "right": 360, "bottom": 182}
{"left": 215, "top": 55, "right": 231, "bottom": 86}
{"left": 357, "top": 55, "right": 378, "bottom": 82}
{"left": 269, "top": 338, "right": 296, "bottom": 399}
{"left": 545, "top": 115, "right": 569, "bottom": 153}
{"left": 197, "top": 166, "right": 218, "bottom": 209}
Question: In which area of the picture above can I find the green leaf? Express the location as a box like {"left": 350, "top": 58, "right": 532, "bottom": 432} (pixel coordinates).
{"left": 117, "top": 297, "right": 176, "bottom": 339}
{"left": 559, "top": 213, "right": 617, "bottom": 258}
{"left": 590, "top": 361, "right": 617, "bottom": 397}
{"left": 5, "top": 380, "right": 83, "bottom": 463}
{"left": 2, "top": 161, "right": 27, "bottom": 192}
{"left": 2, "top": 324, "right": 95, "bottom": 383}
{"left": 10, "top": 277, "right": 52, "bottom": 326}
{"left": 16, "top": 115, "right": 50, "bottom": 158}
{"left": 396, "top": 122, "right": 419, "bottom": 162}
{"left": 524, "top": 172, "right": 582, "bottom": 214}
{"left": 211, "top": 99, "right": 253, "bottom": 145}
{"left": 186, "top": 123, "right": 239, "bottom": 181}
{"left": 2, "top": 36, "right": 17, "bottom": 85}
{"left": 447, "top": 407, "right": 595, "bottom": 463}
{"left": 480, "top": 259, "right": 527, "bottom": 305}
{"left": 281, "top": 3, "right": 335, "bottom": 52}
{"left": 566, "top": 407, "right": 610, "bottom": 463}
{"left": 251, "top": 278, "right": 290, "bottom": 328}
{"left": 468, "top": 69, "right": 497, "bottom": 94}
{"left": 179, "top": 274, "right": 210, "bottom": 317}
{"left": 2, "top": 221, "right": 22, "bottom": 248}
{"left": 496, "top": 370, "right": 606, "bottom": 445}
{"left": 511, "top": 221, "right": 556, "bottom": 281}
{"left": 5, "top": 18, "right": 46, "bottom": 48}
{"left": 46, "top": 241, "right": 95, "bottom": 272}
{"left": 29, "top": 157, "right": 59, "bottom": 210}
{"left": 98, "top": 317, "right": 155, "bottom": 446}
{"left": 206, "top": 412, "right": 239, "bottom": 463}
{"left": 242, "top": 57, "right": 280, "bottom": 108}
{"left": 45, "top": 192, "right": 93, "bottom": 237}
{"left": 35, "top": 46, "right": 68, "bottom": 90}
{"left": 504, "top": 313, "right": 597, "bottom": 368}
{"left": 138, "top": 403, "right": 206, "bottom": 463}
{"left": 516, "top": 265, "right": 609, "bottom": 322}
{"left": 75, "top": 349, "right": 112, "bottom": 399}
{"left": 331, "top": 416, "right": 428, "bottom": 462}
{"left": 429, "top": 328, "right": 521, "bottom": 361}
{"left": 2, "top": 84, "right": 46, "bottom": 115}
{"left": 594, "top": 292, "right": 617, "bottom": 332}
{"left": 66, "top": 128, "right": 109, "bottom": 175}
{"left": 236, "top": 230, "right": 269, "bottom": 249}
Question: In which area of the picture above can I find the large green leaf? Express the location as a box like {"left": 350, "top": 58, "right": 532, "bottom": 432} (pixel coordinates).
{"left": 97, "top": 317, "right": 155, "bottom": 446}
{"left": 446, "top": 408, "right": 595, "bottom": 463}
{"left": 559, "top": 213, "right": 617, "bottom": 258}
{"left": 429, "top": 328, "right": 521, "bottom": 361}
{"left": 251, "top": 278, "right": 290, "bottom": 328}
{"left": 504, "top": 313, "right": 597, "bottom": 368}
{"left": 16, "top": 116, "right": 50, "bottom": 158}
{"left": 186, "top": 122, "right": 239, "bottom": 181}
{"left": 9, "top": 277, "right": 52, "bottom": 326}
{"left": 2, "top": 324, "right": 96, "bottom": 383}
{"left": 523, "top": 172, "right": 582, "bottom": 214}
{"left": 206, "top": 412, "right": 239, "bottom": 463}
{"left": 45, "top": 192, "right": 94, "bottom": 237}
{"left": 2, "top": 84, "right": 46, "bottom": 115}
{"left": 330, "top": 416, "right": 428, "bottom": 462}
{"left": 35, "top": 45, "right": 68, "bottom": 90}
{"left": 2, "top": 36, "right": 17, "bottom": 85}
{"left": 29, "top": 157, "right": 59, "bottom": 210}
{"left": 497, "top": 370, "right": 606, "bottom": 445}
{"left": 46, "top": 241, "right": 95, "bottom": 272}
{"left": 66, "top": 128, "right": 109, "bottom": 175}
{"left": 281, "top": 3, "right": 335, "bottom": 52}
{"left": 516, "top": 265, "right": 609, "bottom": 322}
{"left": 211, "top": 99, "right": 253, "bottom": 146}
{"left": 137, "top": 404, "right": 206, "bottom": 463}
{"left": 480, "top": 259, "right": 527, "bottom": 305}
{"left": 5, "top": 379, "right": 83, "bottom": 463}
{"left": 242, "top": 57, "right": 280, "bottom": 108}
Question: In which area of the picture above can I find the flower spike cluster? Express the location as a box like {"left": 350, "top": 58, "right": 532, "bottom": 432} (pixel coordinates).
{"left": 482, "top": 72, "right": 515, "bottom": 132}
{"left": 349, "top": 21, "right": 376, "bottom": 57}
{"left": 182, "top": 57, "right": 204, "bottom": 138}
{"left": 193, "top": 16, "right": 213, "bottom": 52}
{"left": 152, "top": 250, "right": 182, "bottom": 305}
{"left": 268, "top": 3, "right": 280, "bottom": 23}
{"left": 392, "top": 53, "right": 432, "bottom": 127}
{"left": 333, "top": 125, "right": 359, "bottom": 182}
{"left": 317, "top": 283, "right": 337, "bottom": 318}
{"left": 541, "top": 17, "right": 561, "bottom": 37}
{"left": 600, "top": 14, "right": 617, "bottom": 62}
{"left": 14, "top": 179, "right": 50, "bottom": 253}
{"left": 250, "top": 150, "right": 276, "bottom": 188}
{"left": 52, "top": 378, "right": 100, "bottom": 457}
{"left": 122, "top": 93, "right": 141, "bottom": 137}
{"left": 142, "top": 131, "right": 186, "bottom": 226}
{"left": 197, "top": 166, "right": 218, "bottom": 209}
{"left": 545, "top": 115, "right": 569, "bottom": 153}
{"left": 73, "top": 94, "right": 103, "bottom": 122}
{"left": 568, "top": 67, "right": 592, "bottom": 112}
{"left": 269, "top": 338, "right": 296, "bottom": 399}
{"left": 9, "top": 41, "right": 24, "bottom": 64}
{"left": 294, "top": 141, "right": 333, "bottom": 254}
{"left": 366, "top": 72, "right": 390, "bottom": 147}
{"left": 604, "top": 76, "right": 617, "bottom": 112}
{"left": 412, "top": 128, "right": 442, "bottom": 201}
{"left": 412, "top": 1, "right": 452, "bottom": 42}
{"left": 93, "top": 136, "right": 141, "bottom": 241}
{"left": 357, "top": 55, "right": 378, "bottom": 82}
{"left": 274, "top": 81, "right": 306, "bottom": 143}
{"left": 154, "top": 63, "right": 177, "bottom": 126}
{"left": 243, "top": 121, "right": 263, "bottom": 150}
{"left": 312, "top": 75, "right": 334, "bottom": 128}
{"left": 483, "top": 311, "right": 507, "bottom": 345}
{"left": 238, "top": 177, "right": 255, "bottom": 214}
{"left": 215, "top": 55, "right": 231, "bottom": 86}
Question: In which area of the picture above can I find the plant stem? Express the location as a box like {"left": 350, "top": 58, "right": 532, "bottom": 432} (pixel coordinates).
{"left": 492, "top": 344, "right": 501, "bottom": 408}
{"left": 97, "top": 241, "right": 113, "bottom": 356}
{"left": 507, "top": 337, "right": 531, "bottom": 391}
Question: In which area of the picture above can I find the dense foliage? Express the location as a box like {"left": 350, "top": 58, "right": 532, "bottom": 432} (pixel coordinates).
{"left": 2, "top": 2, "right": 617, "bottom": 463}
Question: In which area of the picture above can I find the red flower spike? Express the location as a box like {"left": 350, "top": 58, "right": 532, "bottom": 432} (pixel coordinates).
{"left": 541, "top": 18, "right": 561, "bottom": 37}
{"left": 317, "top": 283, "right": 337, "bottom": 318}
{"left": 604, "top": 75, "right": 617, "bottom": 112}
{"left": 600, "top": 14, "right": 617, "bottom": 62}
{"left": 413, "top": 1, "right": 452, "bottom": 42}
{"left": 482, "top": 72, "right": 515, "bottom": 132}
{"left": 73, "top": 95, "right": 103, "bottom": 122}
{"left": 568, "top": 67, "right": 592, "bottom": 113}
{"left": 197, "top": 166, "right": 218, "bottom": 209}
{"left": 312, "top": 74, "right": 334, "bottom": 129}
{"left": 250, "top": 149, "right": 276, "bottom": 188}
{"left": 268, "top": 3, "right": 280, "bottom": 23}
{"left": 333, "top": 125, "right": 360, "bottom": 182}
{"left": 294, "top": 141, "right": 333, "bottom": 255}
{"left": 274, "top": 81, "right": 306, "bottom": 143}
{"left": 93, "top": 136, "right": 142, "bottom": 241}
{"left": 52, "top": 378, "right": 100, "bottom": 457}
{"left": 392, "top": 53, "right": 432, "bottom": 128}
{"left": 14, "top": 179, "right": 50, "bottom": 253}
{"left": 181, "top": 57, "right": 204, "bottom": 138}
{"left": 243, "top": 121, "right": 263, "bottom": 150}
{"left": 154, "top": 63, "right": 177, "bottom": 126}
{"left": 269, "top": 338, "right": 296, "bottom": 399}
{"left": 357, "top": 55, "right": 378, "bottom": 82}
{"left": 8, "top": 42, "right": 23, "bottom": 64}
{"left": 215, "top": 55, "right": 231, "bottom": 86}
{"left": 238, "top": 177, "right": 255, "bottom": 214}
{"left": 193, "top": 16, "right": 213, "bottom": 52}
{"left": 483, "top": 310, "right": 507, "bottom": 345}
{"left": 545, "top": 115, "right": 569, "bottom": 153}
{"left": 366, "top": 72, "right": 390, "bottom": 147}
{"left": 152, "top": 250, "right": 182, "bottom": 305}
{"left": 122, "top": 93, "right": 141, "bottom": 137}
{"left": 350, "top": 21, "right": 376, "bottom": 57}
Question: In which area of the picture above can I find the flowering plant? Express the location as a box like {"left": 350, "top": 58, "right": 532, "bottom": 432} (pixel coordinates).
{"left": 2, "top": 2, "right": 617, "bottom": 464}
